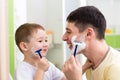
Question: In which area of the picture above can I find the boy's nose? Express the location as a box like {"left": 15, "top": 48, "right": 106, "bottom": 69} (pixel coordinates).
{"left": 43, "top": 42, "right": 48, "bottom": 46}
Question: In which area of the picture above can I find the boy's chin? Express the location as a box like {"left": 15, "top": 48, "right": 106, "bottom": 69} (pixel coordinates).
{"left": 41, "top": 53, "right": 47, "bottom": 57}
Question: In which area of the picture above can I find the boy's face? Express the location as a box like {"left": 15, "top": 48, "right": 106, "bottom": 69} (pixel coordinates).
{"left": 28, "top": 29, "right": 49, "bottom": 57}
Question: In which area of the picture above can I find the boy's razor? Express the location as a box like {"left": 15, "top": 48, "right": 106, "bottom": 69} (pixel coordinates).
{"left": 35, "top": 49, "right": 42, "bottom": 58}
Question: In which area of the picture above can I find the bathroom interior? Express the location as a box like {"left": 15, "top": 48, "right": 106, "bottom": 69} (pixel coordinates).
{"left": 0, "top": 0, "right": 120, "bottom": 80}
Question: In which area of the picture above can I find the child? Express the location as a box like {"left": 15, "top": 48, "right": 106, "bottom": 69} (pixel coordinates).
{"left": 14, "top": 23, "right": 66, "bottom": 80}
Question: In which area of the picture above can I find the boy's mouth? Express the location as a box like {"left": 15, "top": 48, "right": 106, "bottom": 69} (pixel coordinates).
{"left": 42, "top": 49, "right": 48, "bottom": 53}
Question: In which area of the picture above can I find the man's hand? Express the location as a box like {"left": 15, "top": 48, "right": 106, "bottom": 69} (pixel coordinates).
{"left": 62, "top": 55, "right": 82, "bottom": 80}
{"left": 82, "top": 59, "right": 93, "bottom": 74}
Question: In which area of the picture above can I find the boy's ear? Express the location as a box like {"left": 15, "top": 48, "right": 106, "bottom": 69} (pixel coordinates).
{"left": 19, "top": 42, "right": 28, "bottom": 51}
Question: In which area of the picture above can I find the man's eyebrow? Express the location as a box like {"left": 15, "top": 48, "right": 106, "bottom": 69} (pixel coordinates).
{"left": 66, "top": 27, "right": 71, "bottom": 31}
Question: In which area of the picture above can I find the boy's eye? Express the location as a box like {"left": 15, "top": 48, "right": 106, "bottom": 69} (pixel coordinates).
{"left": 38, "top": 40, "right": 48, "bottom": 43}
{"left": 39, "top": 40, "right": 42, "bottom": 42}
{"left": 45, "top": 39, "right": 48, "bottom": 42}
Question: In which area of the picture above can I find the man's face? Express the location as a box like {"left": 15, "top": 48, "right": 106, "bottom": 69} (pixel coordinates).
{"left": 62, "top": 22, "right": 80, "bottom": 50}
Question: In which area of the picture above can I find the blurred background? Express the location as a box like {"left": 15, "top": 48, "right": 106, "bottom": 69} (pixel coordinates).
{"left": 0, "top": 0, "right": 120, "bottom": 80}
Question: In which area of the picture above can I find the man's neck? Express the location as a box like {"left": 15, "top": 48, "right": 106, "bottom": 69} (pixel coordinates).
{"left": 92, "top": 45, "right": 109, "bottom": 69}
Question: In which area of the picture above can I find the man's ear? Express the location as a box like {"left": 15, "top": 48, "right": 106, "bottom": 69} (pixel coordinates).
{"left": 86, "top": 27, "right": 95, "bottom": 39}
{"left": 19, "top": 42, "right": 28, "bottom": 51}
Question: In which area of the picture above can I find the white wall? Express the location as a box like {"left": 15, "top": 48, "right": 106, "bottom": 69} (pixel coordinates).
{"left": 46, "top": 0, "right": 63, "bottom": 43}
{"left": 14, "top": 0, "right": 27, "bottom": 67}
{"left": 45, "top": 0, "right": 64, "bottom": 69}
{"left": 26, "top": 0, "right": 63, "bottom": 44}
{"left": 14, "top": 0, "right": 27, "bottom": 30}
{"left": 26, "top": 0, "right": 47, "bottom": 28}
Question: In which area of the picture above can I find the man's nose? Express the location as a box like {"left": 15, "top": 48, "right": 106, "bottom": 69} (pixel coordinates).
{"left": 62, "top": 34, "right": 68, "bottom": 41}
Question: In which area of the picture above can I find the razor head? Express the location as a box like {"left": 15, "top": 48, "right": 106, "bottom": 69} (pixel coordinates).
{"left": 35, "top": 49, "right": 42, "bottom": 58}
{"left": 71, "top": 35, "right": 86, "bottom": 55}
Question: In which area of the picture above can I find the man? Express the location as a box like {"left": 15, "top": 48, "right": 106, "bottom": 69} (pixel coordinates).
{"left": 62, "top": 6, "right": 120, "bottom": 80}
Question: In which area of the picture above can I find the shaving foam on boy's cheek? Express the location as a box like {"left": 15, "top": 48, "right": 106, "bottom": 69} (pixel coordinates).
{"left": 71, "top": 35, "right": 86, "bottom": 54}
{"left": 31, "top": 47, "right": 40, "bottom": 55}
{"left": 31, "top": 47, "right": 42, "bottom": 58}
{"left": 31, "top": 47, "right": 37, "bottom": 54}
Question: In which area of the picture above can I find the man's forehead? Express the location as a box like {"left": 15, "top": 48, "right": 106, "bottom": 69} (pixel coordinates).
{"left": 66, "top": 24, "right": 77, "bottom": 31}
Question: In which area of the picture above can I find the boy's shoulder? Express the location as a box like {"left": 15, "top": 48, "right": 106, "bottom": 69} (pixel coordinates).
{"left": 15, "top": 61, "right": 36, "bottom": 71}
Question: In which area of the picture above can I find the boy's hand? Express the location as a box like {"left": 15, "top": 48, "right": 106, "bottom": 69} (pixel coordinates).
{"left": 37, "top": 57, "right": 49, "bottom": 72}
{"left": 34, "top": 57, "right": 49, "bottom": 80}
{"left": 62, "top": 55, "right": 82, "bottom": 80}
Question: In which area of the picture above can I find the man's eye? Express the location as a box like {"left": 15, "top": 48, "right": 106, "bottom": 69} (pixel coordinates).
{"left": 67, "top": 31, "right": 71, "bottom": 34}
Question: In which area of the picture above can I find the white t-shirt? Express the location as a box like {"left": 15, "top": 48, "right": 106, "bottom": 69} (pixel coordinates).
{"left": 15, "top": 61, "right": 64, "bottom": 80}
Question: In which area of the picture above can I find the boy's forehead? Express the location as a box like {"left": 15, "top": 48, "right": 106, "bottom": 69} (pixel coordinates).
{"left": 30, "top": 32, "right": 48, "bottom": 41}
{"left": 31, "top": 29, "right": 46, "bottom": 36}
{"left": 33, "top": 29, "right": 45, "bottom": 34}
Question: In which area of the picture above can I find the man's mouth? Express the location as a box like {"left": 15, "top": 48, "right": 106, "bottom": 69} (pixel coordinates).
{"left": 67, "top": 43, "right": 73, "bottom": 49}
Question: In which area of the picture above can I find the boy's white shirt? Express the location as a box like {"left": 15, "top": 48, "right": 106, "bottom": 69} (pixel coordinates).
{"left": 15, "top": 61, "right": 64, "bottom": 80}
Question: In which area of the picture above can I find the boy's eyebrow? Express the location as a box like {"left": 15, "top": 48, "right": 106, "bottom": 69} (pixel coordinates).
{"left": 37, "top": 36, "right": 48, "bottom": 39}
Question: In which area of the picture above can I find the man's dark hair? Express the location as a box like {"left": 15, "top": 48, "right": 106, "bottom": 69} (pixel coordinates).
{"left": 67, "top": 6, "right": 106, "bottom": 39}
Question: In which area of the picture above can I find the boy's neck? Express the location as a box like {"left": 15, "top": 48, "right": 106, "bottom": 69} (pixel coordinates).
{"left": 23, "top": 56, "right": 37, "bottom": 67}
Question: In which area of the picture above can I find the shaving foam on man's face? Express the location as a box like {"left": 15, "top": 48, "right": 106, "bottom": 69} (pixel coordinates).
{"left": 71, "top": 34, "right": 86, "bottom": 54}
